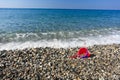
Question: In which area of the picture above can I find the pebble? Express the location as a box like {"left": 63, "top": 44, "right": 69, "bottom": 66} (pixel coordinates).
{"left": 0, "top": 44, "right": 120, "bottom": 79}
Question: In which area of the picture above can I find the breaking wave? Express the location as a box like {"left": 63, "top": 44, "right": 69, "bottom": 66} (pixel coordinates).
{"left": 0, "top": 28, "right": 120, "bottom": 50}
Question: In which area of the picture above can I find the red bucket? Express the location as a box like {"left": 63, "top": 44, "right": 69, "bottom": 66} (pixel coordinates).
{"left": 69, "top": 47, "right": 90, "bottom": 59}
{"left": 77, "top": 47, "right": 90, "bottom": 58}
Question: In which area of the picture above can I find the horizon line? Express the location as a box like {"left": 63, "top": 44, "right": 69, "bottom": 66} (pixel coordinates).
{"left": 0, "top": 7, "right": 120, "bottom": 10}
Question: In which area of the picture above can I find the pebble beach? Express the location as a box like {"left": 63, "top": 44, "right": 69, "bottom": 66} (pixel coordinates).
{"left": 0, "top": 44, "right": 120, "bottom": 80}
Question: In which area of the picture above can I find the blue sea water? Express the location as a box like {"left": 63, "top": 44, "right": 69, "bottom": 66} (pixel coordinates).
{"left": 0, "top": 8, "right": 120, "bottom": 50}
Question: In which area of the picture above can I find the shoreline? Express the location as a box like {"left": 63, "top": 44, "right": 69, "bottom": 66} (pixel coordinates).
{"left": 0, "top": 44, "right": 120, "bottom": 79}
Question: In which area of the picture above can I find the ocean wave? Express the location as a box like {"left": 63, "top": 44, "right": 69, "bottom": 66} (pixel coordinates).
{"left": 0, "top": 28, "right": 119, "bottom": 43}
{"left": 0, "top": 28, "right": 120, "bottom": 50}
{"left": 0, "top": 33, "right": 120, "bottom": 50}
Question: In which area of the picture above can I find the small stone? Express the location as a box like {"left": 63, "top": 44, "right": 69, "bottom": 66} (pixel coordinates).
{"left": 99, "top": 77, "right": 105, "bottom": 80}
{"left": 1, "top": 53, "right": 6, "bottom": 58}
{"left": 0, "top": 63, "right": 4, "bottom": 68}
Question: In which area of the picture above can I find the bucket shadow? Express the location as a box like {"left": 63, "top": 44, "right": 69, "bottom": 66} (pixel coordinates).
{"left": 90, "top": 54, "right": 96, "bottom": 58}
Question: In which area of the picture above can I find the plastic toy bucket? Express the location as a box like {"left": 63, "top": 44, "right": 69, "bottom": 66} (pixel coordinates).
{"left": 69, "top": 47, "right": 90, "bottom": 59}
{"left": 77, "top": 47, "right": 90, "bottom": 58}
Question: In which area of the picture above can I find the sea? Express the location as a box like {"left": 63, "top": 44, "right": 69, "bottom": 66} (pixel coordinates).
{"left": 0, "top": 8, "right": 120, "bottom": 50}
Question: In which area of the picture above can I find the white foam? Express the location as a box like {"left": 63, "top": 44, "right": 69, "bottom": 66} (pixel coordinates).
{"left": 0, "top": 34, "right": 120, "bottom": 50}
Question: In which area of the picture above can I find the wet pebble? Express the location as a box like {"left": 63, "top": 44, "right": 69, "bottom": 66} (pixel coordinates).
{"left": 0, "top": 44, "right": 120, "bottom": 79}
